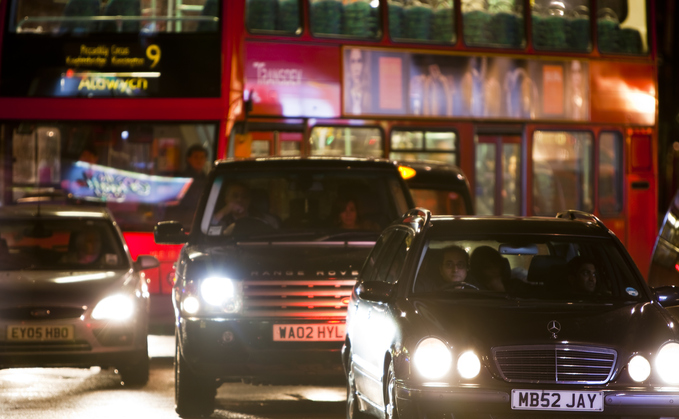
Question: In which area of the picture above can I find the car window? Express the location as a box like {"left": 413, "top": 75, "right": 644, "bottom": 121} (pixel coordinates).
{"left": 0, "top": 218, "right": 128, "bottom": 271}
{"left": 412, "top": 236, "right": 644, "bottom": 302}
{"left": 200, "top": 169, "right": 409, "bottom": 238}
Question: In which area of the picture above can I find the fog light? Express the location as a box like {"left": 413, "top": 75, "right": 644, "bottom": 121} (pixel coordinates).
{"left": 221, "top": 331, "right": 234, "bottom": 344}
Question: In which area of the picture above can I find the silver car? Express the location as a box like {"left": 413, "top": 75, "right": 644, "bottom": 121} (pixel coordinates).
{"left": 0, "top": 203, "right": 158, "bottom": 386}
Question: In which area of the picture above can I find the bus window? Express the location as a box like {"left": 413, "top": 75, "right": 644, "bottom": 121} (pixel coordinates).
{"left": 6, "top": 122, "right": 217, "bottom": 231}
{"left": 462, "top": 0, "right": 524, "bottom": 49}
{"left": 598, "top": 132, "right": 623, "bottom": 215}
{"left": 310, "top": 126, "right": 383, "bottom": 157}
{"left": 532, "top": 130, "right": 593, "bottom": 216}
{"left": 309, "top": 0, "right": 380, "bottom": 39}
{"left": 474, "top": 134, "right": 521, "bottom": 216}
{"left": 389, "top": 0, "right": 455, "bottom": 45}
{"left": 390, "top": 130, "right": 457, "bottom": 165}
{"left": 597, "top": 0, "right": 648, "bottom": 55}
{"left": 247, "top": 0, "right": 301, "bottom": 34}
{"left": 10, "top": 0, "right": 219, "bottom": 34}
{"left": 531, "top": 0, "right": 591, "bottom": 52}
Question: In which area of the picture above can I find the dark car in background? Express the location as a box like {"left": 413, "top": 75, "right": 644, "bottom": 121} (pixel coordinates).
{"left": 155, "top": 157, "right": 414, "bottom": 417}
{"left": 344, "top": 209, "right": 679, "bottom": 419}
{"left": 0, "top": 203, "right": 158, "bottom": 386}
{"left": 397, "top": 160, "right": 473, "bottom": 215}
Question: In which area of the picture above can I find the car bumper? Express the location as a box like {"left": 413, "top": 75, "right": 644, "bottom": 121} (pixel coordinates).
{"left": 0, "top": 319, "right": 147, "bottom": 369}
{"left": 178, "top": 317, "right": 345, "bottom": 380}
{"left": 396, "top": 384, "right": 679, "bottom": 418}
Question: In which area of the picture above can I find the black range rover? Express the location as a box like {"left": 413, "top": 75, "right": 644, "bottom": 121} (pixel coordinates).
{"left": 154, "top": 157, "right": 414, "bottom": 417}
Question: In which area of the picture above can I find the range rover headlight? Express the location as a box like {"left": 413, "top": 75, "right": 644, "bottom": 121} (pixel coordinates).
{"left": 414, "top": 337, "right": 452, "bottom": 379}
{"left": 457, "top": 351, "right": 481, "bottom": 379}
{"left": 628, "top": 355, "right": 651, "bottom": 382}
{"left": 656, "top": 342, "right": 679, "bottom": 384}
{"left": 92, "top": 294, "right": 134, "bottom": 321}
{"left": 199, "top": 277, "right": 243, "bottom": 313}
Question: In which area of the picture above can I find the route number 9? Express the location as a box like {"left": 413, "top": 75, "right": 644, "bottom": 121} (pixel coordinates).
{"left": 146, "top": 45, "right": 161, "bottom": 68}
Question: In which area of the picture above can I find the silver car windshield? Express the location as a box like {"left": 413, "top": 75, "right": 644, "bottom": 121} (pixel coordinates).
{"left": 413, "top": 236, "right": 645, "bottom": 303}
{"left": 0, "top": 219, "right": 128, "bottom": 271}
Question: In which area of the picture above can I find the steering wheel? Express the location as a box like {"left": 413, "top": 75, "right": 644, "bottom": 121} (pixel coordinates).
{"left": 442, "top": 282, "right": 480, "bottom": 291}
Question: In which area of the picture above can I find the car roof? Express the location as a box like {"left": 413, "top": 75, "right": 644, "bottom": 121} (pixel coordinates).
{"left": 214, "top": 156, "right": 401, "bottom": 171}
{"left": 0, "top": 204, "right": 112, "bottom": 220}
{"left": 396, "top": 160, "right": 468, "bottom": 187}
{"left": 421, "top": 215, "right": 614, "bottom": 238}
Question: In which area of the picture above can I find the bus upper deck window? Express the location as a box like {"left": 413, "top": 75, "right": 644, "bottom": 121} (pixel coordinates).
{"left": 389, "top": 0, "right": 455, "bottom": 45}
{"left": 531, "top": 0, "right": 591, "bottom": 53}
{"left": 462, "top": 0, "right": 524, "bottom": 49}
{"left": 310, "top": 0, "right": 381, "bottom": 39}
{"left": 247, "top": 0, "right": 301, "bottom": 34}
{"left": 12, "top": 0, "right": 220, "bottom": 34}
{"left": 597, "top": 0, "right": 648, "bottom": 55}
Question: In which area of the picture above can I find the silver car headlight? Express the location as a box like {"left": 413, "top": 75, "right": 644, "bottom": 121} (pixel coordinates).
{"left": 413, "top": 337, "right": 452, "bottom": 379}
{"left": 656, "top": 342, "right": 679, "bottom": 384}
{"left": 92, "top": 294, "right": 134, "bottom": 321}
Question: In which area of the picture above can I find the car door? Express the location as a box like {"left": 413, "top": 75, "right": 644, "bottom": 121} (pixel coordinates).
{"left": 352, "top": 227, "right": 412, "bottom": 407}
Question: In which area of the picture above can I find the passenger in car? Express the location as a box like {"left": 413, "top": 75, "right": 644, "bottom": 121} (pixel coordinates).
{"left": 331, "top": 196, "right": 379, "bottom": 230}
{"left": 567, "top": 256, "right": 599, "bottom": 294}
{"left": 469, "top": 246, "right": 510, "bottom": 291}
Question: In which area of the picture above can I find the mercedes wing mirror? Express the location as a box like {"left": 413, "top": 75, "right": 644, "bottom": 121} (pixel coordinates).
{"left": 356, "top": 281, "right": 394, "bottom": 304}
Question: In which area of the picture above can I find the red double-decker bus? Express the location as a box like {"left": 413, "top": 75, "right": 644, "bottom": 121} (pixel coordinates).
{"left": 0, "top": 0, "right": 658, "bottom": 325}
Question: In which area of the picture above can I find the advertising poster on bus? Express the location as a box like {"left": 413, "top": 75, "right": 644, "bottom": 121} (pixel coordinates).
{"left": 342, "top": 47, "right": 590, "bottom": 121}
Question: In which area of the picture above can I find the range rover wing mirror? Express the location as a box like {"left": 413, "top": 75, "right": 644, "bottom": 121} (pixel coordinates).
{"left": 154, "top": 221, "right": 188, "bottom": 245}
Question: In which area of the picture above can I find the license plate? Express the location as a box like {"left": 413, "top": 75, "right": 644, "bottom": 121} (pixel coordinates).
{"left": 511, "top": 389, "right": 604, "bottom": 411}
{"left": 273, "top": 324, "right": 345, "bottom": 342}
{"left": 7, "top": 325, "right": 75, "bottom": 341}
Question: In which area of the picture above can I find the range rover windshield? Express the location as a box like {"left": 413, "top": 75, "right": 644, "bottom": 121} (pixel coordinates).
{"left": 200, "top": 169, "right": 410, "bottom": 239}
{"left": 413, "top": 236, "right": 646, "bottom": 303}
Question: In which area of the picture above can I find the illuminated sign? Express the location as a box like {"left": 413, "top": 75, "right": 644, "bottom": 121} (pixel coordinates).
{"left": 63, "top": 161, "right": 192, "bottom": 204}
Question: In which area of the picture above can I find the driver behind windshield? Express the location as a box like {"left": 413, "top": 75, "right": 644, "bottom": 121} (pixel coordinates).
{"left": 211, "top": 182, "right": 278, "bottom": 234}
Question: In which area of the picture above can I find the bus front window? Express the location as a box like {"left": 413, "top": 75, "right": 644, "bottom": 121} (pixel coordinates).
{"left": 5, "top": 122, "right": 217, "bottom": 232}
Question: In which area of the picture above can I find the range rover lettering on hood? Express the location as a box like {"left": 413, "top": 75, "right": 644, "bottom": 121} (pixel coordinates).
{"left": 250, "top": 270, "right": 360, "bottom": 277}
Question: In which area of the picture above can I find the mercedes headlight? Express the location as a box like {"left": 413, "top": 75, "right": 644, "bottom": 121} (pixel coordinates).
{"left": 457, "top": 351, "right": 481, "bottom": 379}
{"left": 628, "top": 355, "right": 651, "bottom": 382}
{"left": 92, "top": 295, "right": 134, "bottom": 321}
{"left": 413, "top": 337, "right": 452, "bottom": 379}
{"left": 656, "top": 342, "right": 679, "bottom": 384}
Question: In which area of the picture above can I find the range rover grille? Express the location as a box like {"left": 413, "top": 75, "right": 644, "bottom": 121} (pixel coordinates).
{"left": 243, "top": 279, "right": 355, "bottom": 318}
{"left": 493, "top": 345, "right": 617, "bottom": 384}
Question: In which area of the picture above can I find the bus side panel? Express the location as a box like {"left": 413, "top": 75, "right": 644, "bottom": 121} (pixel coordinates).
{"left": 626, "top": 173, "right": 656, "bottom": 278}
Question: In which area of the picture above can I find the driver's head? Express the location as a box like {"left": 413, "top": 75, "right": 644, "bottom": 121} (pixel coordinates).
{"left": 224, "top": 182, "right": 251, "bottom": 219}
{"left": 74, "top": 230, "right": 101, "bottom": 263}
{"left": 439, "top": 245, "right": 469, "bottom": 283}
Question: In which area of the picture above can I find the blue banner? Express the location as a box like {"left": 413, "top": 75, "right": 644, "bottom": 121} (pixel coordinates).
{"left": 62, "top": 161, "right": 192, "bottom": 204}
